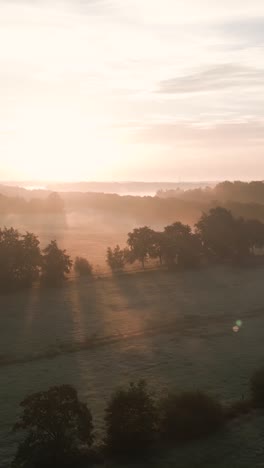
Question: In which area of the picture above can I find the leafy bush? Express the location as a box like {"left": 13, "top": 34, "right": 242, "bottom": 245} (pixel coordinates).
{"left": 158, "top": 391, "right": 225, "bottom": 442}
{"left": 251, "top": 367, "right": 264, "bottom": 407}
{"left": 106, "top": 245, "right": 126, "bottom": 272}
{"left": 74, "top": 257, "right": 93, "bottom": 277}
{"left": 104, "top": 380, "right": 158, "bottom": 458}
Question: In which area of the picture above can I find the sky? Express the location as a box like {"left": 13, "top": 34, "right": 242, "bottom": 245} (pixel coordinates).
{"left": 1, "top": 0, "right": 264, "bottom": 182}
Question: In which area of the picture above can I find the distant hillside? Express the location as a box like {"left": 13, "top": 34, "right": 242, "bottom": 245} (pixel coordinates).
{"left": 46, "top": 181, "right": 217, "bottom": 195}
{"left": 157, "top": 181, "right": 264, "bottom": 204}
{"left": 1, "top": 181, "right": 264, "bottom": 226}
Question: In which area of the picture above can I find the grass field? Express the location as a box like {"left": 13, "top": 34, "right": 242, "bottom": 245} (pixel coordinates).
{"left": 1, "top": 265, "right": 264, "bottom": 466}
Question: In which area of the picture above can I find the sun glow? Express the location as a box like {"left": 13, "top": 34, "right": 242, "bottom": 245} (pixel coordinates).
{"left": 3, "top": 115, "right": 126, "bottom": 181}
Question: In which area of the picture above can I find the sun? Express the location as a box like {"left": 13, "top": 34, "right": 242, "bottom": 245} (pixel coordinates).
{"left": 4, "top": 115, "right": 126, "bottom": 181}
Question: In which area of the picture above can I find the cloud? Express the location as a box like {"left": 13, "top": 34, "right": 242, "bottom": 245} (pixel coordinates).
{"left": 218, "top": 17, "right": 264, "bottom": 47}
{"left": 132, "top": 119, "right": 264, "bottom": 147}
{"left": 158, "top": 65, "right": 264, "bottom": 94}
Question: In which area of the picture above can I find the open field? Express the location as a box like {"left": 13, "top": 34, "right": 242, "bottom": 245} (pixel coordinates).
{"left": 0, "top": 212, "right": 138, "bottom": 272}
{"left": 1, "top": 266, "right": 264, "bottom": 466}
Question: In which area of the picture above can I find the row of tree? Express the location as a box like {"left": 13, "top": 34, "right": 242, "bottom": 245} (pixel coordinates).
{"left": 0, "top": 192, "right": 65, "bottom": 215}
{"left": 157, "top": 180, "right": 264, "bottom": 205}
{"left": 12, "top": 367, "right": 264, "bottom": 467}
{"left": 0, "top": 228, "right": 72, "bottom": 292}
{"left": 106, "top": 207, "right": 264, "bottom": 271}
{"left": 1, "top": 207, "right": 264, "bottom": 292}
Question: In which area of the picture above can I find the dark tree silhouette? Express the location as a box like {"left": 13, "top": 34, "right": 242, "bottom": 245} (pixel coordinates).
{"left": 12, "top": 385, "right": 94, "bottom": 468}
{"left": 0, "top": 227, "right": 41, "bottom": 292}
{"left": 244, "top": 219, "right": 264, "bottom": 253}
{"left": 106, "top": 245, "right": 126, "bottom": 272}
{"left": 150, "top": 231, "right": 166, "bottom": 265}
{"left": 250, "top": 367, "right": 264, "bottom": 408}
{"left": 45, "top": 192, "right": 65, "bottom": 213}
{"left": 104, "top": 380, "right": 158, "bottom": 457}
{"left": 74, "top": 257, "right": 93, "bottom": 277}
{"left": 195, "top": 207, "right": 249, "bottom": 262}
{"left": 127, "top": 227, "right": 155, "bottom": 268}
{"left": 41, "top": 240, "right": 72, "bottom": 285}
{"left": 163, "top": 222, "right": 202, "bottom": 268}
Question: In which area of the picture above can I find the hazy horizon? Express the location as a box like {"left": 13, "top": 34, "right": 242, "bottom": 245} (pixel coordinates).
{"left": 1, "top": 0, "right": 264, "bottom": 182}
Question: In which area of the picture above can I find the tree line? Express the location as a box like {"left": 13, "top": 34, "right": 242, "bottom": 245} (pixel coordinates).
{"left": 0, "top": 228, "right": 73, "bottom": 292}
{"left": 3, "top": 184, "right": 264, "bottom": 227}
{"left": 157, "top": 180, "right": 264, "bottom": 205}
{"left": 1, "top": 206, "right": 264, "bottom": 292}
{"left": 11, "top": 366, "right": 264, "bottom": 467}
{"left": 106, "top": 207, "right": 264, "bottom": 272}
{"left": 0, "top": 192, "right": 65, "bottom": 215}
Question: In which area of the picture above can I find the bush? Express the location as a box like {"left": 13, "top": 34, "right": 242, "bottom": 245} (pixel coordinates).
{"left": 158, "top": 391, "right": 225, "bottom": 442}
{"left": 106, "top": 245, "right": 126, "bottom": 272}
{"left": 251, "top": 367, "right": 264, "bottom": 407}
{"left": 104, "top": 380, "right": 158, "bottom": 458}
{"left": 74, "top": 257, "right": 93, "bottom": 277}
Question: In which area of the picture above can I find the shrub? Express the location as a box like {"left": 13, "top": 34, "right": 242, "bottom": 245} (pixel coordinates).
{"left": 251, "top": 367, "right": 264, "bottom": 407}
{"left": 104, "top": 380, "right": 158, "bottom": 458}
{"left": 74, "top": 257, "right": 93, "bottom": 277}
{"left": 158, "top": 391, "right": 225, "bottom": 442}
{"left": 106, "top": 245, "right": 126, "bottom": 272}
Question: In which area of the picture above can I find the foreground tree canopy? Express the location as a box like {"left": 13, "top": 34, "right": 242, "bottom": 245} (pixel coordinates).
{"left": 104, "top": 380, "right": 158, "bottom": 457}
{"left": 13, "top": 385, "right": 94, "bottom": 468}
{"left": 12, "top": 368, "right": 264, "bottom": 466}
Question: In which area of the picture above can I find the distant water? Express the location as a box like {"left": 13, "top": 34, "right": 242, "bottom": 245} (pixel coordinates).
{"left": 21, "top": 185, "right": 47, "bottom": 191}
{"left": 20, "top": 181, "right": 217, "bottom": 197}
{"left": 21, "top": 185, "right": 157, "bottom": 196}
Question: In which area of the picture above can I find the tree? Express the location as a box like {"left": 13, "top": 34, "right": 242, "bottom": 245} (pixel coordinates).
{"left": 159, "top": 391, "right": 225, "bottom": 442}
{"left": 45, "top": 192, "right": 65, "bottom": 213}
{"left": 104, "top": 381, "right": 158, "bottom": 458}
{"left": 250, "top": 367, "right": 264, "bottom": 408}
{"left": 244, "top": 219, "right": 264, "bottom": 253}
{"left": 127, "top": 227, "right": 155, "bottom": 268}
{"left": 12, "top": 385, "right": 94, "bottom": 468}
{"left": 0, "top": 227, "right": 41, "bottom": 292}
{"left": 150, "top": 231, "right": 166, "bottom": 265}
{"left": 195, "top": 207, "right": 249, "bottom": 262}
{"left": 41, "top": 240, "right": 72, "bottom": 285}
{"left": 163, "top": 222, "right": 201, "bottom": 268}
{"left": 74, "top": 257, "right": 93, "bottom": 277}
{"left": 106, "top": 245, "right": 126, "bottom": 272}
{"left": 20, "top": 232, "right": 42, "bottom": 286}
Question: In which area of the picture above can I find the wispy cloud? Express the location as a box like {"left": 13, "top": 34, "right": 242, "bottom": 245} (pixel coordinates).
{"left": 218, "top": 17, "right": 264, "bottom": 47}
{"left": 133, "top": 119, "right": 264, "bottom": 146}
{"left": 159, "top": 65, "right": 264, "bottom": 94}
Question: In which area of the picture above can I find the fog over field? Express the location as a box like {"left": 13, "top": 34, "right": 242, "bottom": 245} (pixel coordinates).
{"left": 1, "top": 267, "right": 264, "bottom": 466}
